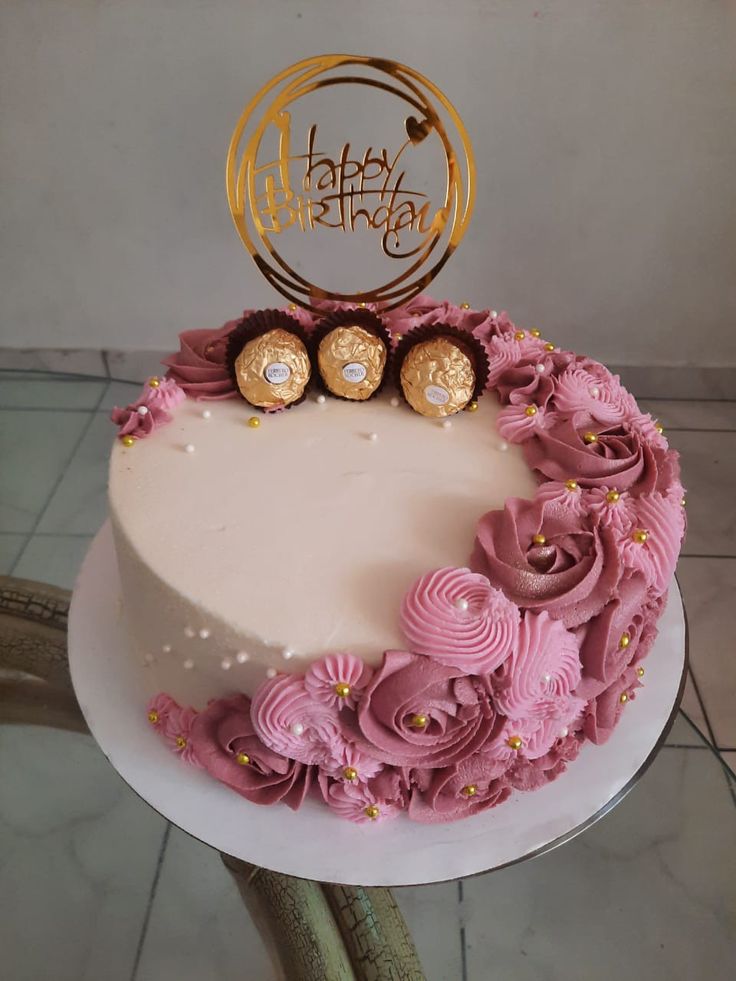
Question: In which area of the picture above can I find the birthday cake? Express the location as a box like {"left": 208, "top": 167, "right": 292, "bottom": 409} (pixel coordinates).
{"left": 108, "top": 296, "right": 685, "bottom": 824}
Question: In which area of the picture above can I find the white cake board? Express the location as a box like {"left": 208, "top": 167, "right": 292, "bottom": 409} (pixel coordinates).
{"left": 69, "top": 523, "right": 687, "bottom": 887}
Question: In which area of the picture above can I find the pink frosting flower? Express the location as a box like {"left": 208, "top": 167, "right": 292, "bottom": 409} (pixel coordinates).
{"left": 250, "top": 675, "right": 345, "bottom": 766}
{"left": 146, "top": 695, "right": 203, "bottom": 767}
{"left": 533, "top": 480, "right": 588, "bottom": 516}
{"left": 304, "top": 653, "right": 373, "bottom": 711}
{"left": 189, "top": 694, "right": 312, "bottom": 808}
{"left": 551, "top": 364, "right": 631, "bottom": 426}
{"left": 583, "top": 665, "right": 643, "bottom": 745}
{"left": 505, "top": 732, "right": 582, "bottom": 791}
{"left": 618, "top": 492, "right": 685, "bottom": 596}
{"left": 400, "top": 567, "right": 520, "bottom": 674}
{"left": 320, "top": 742, "right": 384, "bottom": 783}
{"left": 484, "top": 334, "right": 524, "bottom": 386}
{"left": 494, "top": 350, "right": 577, "bottom": 405}
{"left": 355, "top": 650, "right": 503, "bottom": 767}
{"left": 319, "top": 769, "right": 406, "bottom": 824}
{"left": 408, "top": 758, "right": 511, "bottom": 823}
{"left": 111, "top": 378, "right": 185, "bottom": 440}
{"left": 497, "top": 401, "right": 550, "bottom": 443}
{"left": 583, "top": 486, "right": 636, "bottom": 531}
{"left": 471, "top": 496, "right": 622, "bottom": 628}
{"left": 162, "top": 319, "right": 240, "bottom": 400}
{"left": 493, "top": 611, "right": 582, "bottom": 721}
{"left": 523, "top": 419, "right": 676, "bottom": 497}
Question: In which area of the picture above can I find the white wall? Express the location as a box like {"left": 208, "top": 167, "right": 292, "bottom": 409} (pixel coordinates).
{"left": 1, "top": 0, "right": 735, "bottom": 368}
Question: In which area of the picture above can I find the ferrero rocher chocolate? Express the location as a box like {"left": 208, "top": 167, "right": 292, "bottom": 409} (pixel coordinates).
{"left": 234, "top": 328, "right": 311, "bottom": 409}
{"left": 317, "top": 325, "right": 387, "bottom": 400}
{"left": 399, "top": 337, "right": 476, "bottom": 417}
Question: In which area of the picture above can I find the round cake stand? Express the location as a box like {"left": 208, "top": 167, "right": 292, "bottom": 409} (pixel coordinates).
{"left": 69, "top": 523, "right": 687, "bottom": 887}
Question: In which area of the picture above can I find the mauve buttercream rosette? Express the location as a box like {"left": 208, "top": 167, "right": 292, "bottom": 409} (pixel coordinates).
{"left": 162, "top": 318, "right": 241, "bottom": 400}
{"left": 311, "top": 307, "right": 392, "bottom": 402}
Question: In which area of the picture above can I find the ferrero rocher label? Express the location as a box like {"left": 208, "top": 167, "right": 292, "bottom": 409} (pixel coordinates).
{"left": 400, "top": 338, "right": 475, "bottom": 417}
{"left": 317, "top": 325, "right": 387, "bottom": 400}
{"left": 234, "top": 328, "right": 311, "bottom": 408}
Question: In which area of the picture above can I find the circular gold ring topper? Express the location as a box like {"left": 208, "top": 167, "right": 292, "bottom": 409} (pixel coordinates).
{"left": 226, "top": 55, "right": 475, "bottom": 312}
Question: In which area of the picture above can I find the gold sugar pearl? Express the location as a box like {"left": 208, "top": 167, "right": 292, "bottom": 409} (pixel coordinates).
{"left": 606, "top": 490, "right": 621, "bottom": 504}
{"left": 514, "top": 330, "right": 526, "bottom": 341}
{"left": 288, "top": 303, "right": 297, "bottom": 312}
{"left": 632, "top": 529, "right": 649, "bottom": 544}
{"left": 175, "top": 736, "right": 187, "bottom": 749}
{"left": 235, "top": 752, "right": 251, "bottom": 766}
{"left": 524, "top": 404, "right": 538, "bottom": 417}
{"left": 358, "top": 301, "right": 367, "bottom": 308}
{"left": 343, "top": 766, "right": 358, "bottom": 782}
{"left": 681, "top": 497, "right": 687, "bottom": 507}
{"left": 148, "top": 377, "right": 161, "bottom": 388}
{"left": 461, "top": 784, "right": 477, "bottom": 798}
{"left": 121, "top": 435, "right": 135, "bottom": 448}
{"left": 532, "top": 533, "right": 547, "bottom": 546}
{"left": 507, "top": 735, "right": 523, "bottom": 751}
{"left": 147, "top": 710, "right": 159, "bottom": 724}
{"left": 393, "top": 332, "right": 403, "bottom": 343}
{"left": 409, "top": 713, "right": 429, "bottom": 729}
{"left": 334, "top": 682, "right": 351, "bottom": 698}
{"left": 364, "top": 804, "right": 380, "bottom": 819}
{"left": 565, "top": 479, "right": 579, "bottom": 491}
{"left": 530, "top": 329, "right": 541, "bottom": 338}
{"left": 619, "top": 692, "right": 629, "bottom": 704}
{"left": 460, "top": 302, "right": 471, "bottom": 310}
{"left": 544, "top": 342, "right": 555, "bottom": 352}
{"left": 583, "top": 431, "right": 598, "bottom": 444}
{"left": 466, "top": 400, "right": 479, "bottom": 413}
{"left": 636, "top": 666, "right": 645, "bottom": 678}
{"left": 619, "top": 632, "right": 631, "bottom": 650}
{"left": 247, "top": 416, "right": 261, "bottom": 429}
{"left": 654, "top": 423, "right": 664, "bottom": 435}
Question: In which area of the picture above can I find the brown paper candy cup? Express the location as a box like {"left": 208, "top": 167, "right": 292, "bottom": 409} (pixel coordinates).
{"left": 311, "top": 309, "right": 392, "bottom": 402}
{"left": 226, "top": 310, "right": 313, "bottom": 411}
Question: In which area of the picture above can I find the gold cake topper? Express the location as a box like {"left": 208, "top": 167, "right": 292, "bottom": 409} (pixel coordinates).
{"left": 226, "top": 55, "right": 475, "bottom": 312}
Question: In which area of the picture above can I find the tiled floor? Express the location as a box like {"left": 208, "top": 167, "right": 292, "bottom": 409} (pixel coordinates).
{"left": 1, "top": 370, "right": 735, "bottom": 980}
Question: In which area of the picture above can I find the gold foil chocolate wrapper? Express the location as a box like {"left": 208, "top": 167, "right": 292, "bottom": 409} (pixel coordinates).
{"left": 399, "top": 338, "right": 476, "bottom": 417}
{"left": 234, "top": 328, "right": 311, "bottom": 409}
{"left": 317, "top": 325, "right": 387, "bottom": 400}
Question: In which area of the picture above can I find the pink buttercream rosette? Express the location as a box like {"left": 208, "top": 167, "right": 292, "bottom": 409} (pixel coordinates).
{"left": 111, "top": 378, "right": 185, "bottom": 440}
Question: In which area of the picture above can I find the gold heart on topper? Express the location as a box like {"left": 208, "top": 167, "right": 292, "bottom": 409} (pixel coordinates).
{"left": 405, "top": 115, "right": 433, "bottom": 145}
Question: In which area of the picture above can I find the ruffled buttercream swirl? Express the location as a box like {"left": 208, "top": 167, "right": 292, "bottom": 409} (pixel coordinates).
{"left": 162, "top": 320, "right": 240, "bottom": 400}
{"left": 250, "top": 675, "right": 345, "bottom": 766}
{"left": 400, "top": 567, "right": 520, "bottom": 674}
{"left": 618, "top": 492, "right": 685, "bottom": 596}
{"left": 304, "top": 652, "right": 373, "bottom": 711}
{"left": 407, "top": 759, "right": 511, "bottom": 823}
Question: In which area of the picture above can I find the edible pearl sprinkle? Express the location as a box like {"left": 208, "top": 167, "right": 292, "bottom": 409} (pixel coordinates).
{"left": 183, "top": 658, "right": 194, "bottom": 670}
{"left": 202, "top": 409, "right": 212, "bottom": 419}
{"left": 368, "top": 432, "right": 378, "bottom": 441}
{"left": 442, "top": 420, "right": 452, "bottom": 429}
{"left": 390, "top": 397, "right": 400, "bottom": 407}
{"left": 560, "top": 727, "right": 569, "bottom": 738}
{"left": 162, "top": 644, "right": 172, "bottom": 653}
{"left": 589, "top": 386, "right": 600, "bottom": 397}
{"left": 143, "top": 653, "right": 155, "bottom": 665}
{"left": 283, "top": 648, "right": 295, "bottom": 660}
{"left": 498, "top": 441, "right": 509, "bottom": 452}
{"left": 316, "top": 394, "right": 326, "bottom": 404}
{"left": 137, "top": 405, "right": 149, "bottom": 416}
{"left": 221, "top": 657, "right": 232, "bottom": 670}
{"left": 236, "top": 651, "right": 250, "bottom": 664}
{"left": 291, "top": 722, "right": 305, "bottom": 736}
{"left": 266, "top": 668, "right": 277, "bottom": 679}
{"left": 490, "top": 310, "right": 498, "bottom": 318}
{"left": 184, "top": 626, "right": 195, "bottom": 638}
{"left": 184, "top": 443, "right": 195, "bottom": 454}
{"left": 455, "top": 598, "right": 469, "bottom": 611}
{"left": 543, "top": 673, "right": 552, "bottom": 683}
{"left": 536, "top": 363, "right": 545, "bottom": 373}
{"left": 199, "top": 628, "right": 210, "bottom": 639}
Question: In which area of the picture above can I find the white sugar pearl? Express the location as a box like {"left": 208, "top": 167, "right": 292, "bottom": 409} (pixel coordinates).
{"left": 589, "top": 386, "right": 600, "bottom": 398}
{"left": 283, "top": 648, "right": 295, "bottom": 660}
{"left": 137, "top": 405, "right": 149, "bottom": 416}
{"left": 184, "top": 443, "right": 195, "bottom": 454}
{"left": 390, "top": 397, "right": 400, "bottom": 408}
{"left": 490, "top": 310, "right": 498, "bottom": 318}
{"left": 236, "top": 651, "right": 250, "bottom": 664}
{"left": 536, "top": 363, "right": 545, "bottom": 373}
{"left": 143, "top": 652, "right": 155, "bottom": 665}
{"left": 454, "top": 598, "right": 469, "bottom": 611}
{"left": 266, "top": 667, "right": 277, "bottom": 679}
{"left": 441, "top": 419, "right": 452, "bottom": 429}
{"left": 543, "top": 673, "right": 552, "bottom": 683}
{"left": 162, "top": 644, "right": 172, "bottom": 654}
{"left": 221, "top": 657, "right": 232, "bottom": 671}
{"left": 291, "top": 722, "right": 305, "bottom": 736}
{"left": 202, "top": 409, "right": 212, "bottom": 419}
{"left": 183, "top": 658, "right": 195, "bottom": 671}
{"left": 316, "top": 394, "right": 326, "bottom": 404}
{"left": 368, "top": 432, "right": 378, "bottom": 442}
{"left": 498, "top": 441, "right": 509, "bottom": 452}
{"left": 184, "top": 626, "right": 195, "bottom": 638}
{"left": 560, "top": 727, "right": 569, "bottom": 738}
{"left": 198, "top": 628, "right": 210, "bottom": 640}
